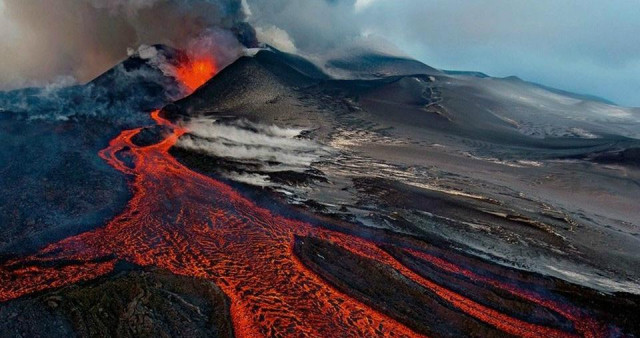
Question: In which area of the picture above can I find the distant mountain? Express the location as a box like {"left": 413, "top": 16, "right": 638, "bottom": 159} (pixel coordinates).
{"left": 443, "top": 70, "right": 490, "bottom": 78}
{"left": 445, "top": 71, "right": 616, "bottom": 105}
{"left": 523, "top": 80, "right": 616, "bottom": 105}
{"left": 324, "top": 52, "right": 441, "bottom": 79}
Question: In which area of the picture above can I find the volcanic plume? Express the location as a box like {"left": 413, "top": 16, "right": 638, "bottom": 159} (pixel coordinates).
{"left": 0, "top": 0, "right": 254, "bottom": 91}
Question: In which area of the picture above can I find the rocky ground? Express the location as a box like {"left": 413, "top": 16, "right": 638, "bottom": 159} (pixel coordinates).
{"left": 0, "top": 262, "right": 234, "bottom": 337}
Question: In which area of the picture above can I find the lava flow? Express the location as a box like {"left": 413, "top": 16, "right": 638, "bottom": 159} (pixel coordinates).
{"left": 0, "top": 109, "right": 608, "bottom": 336}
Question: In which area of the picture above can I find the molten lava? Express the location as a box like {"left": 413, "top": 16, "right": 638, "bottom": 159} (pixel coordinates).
{"left": 175, "top": 57, "right": 216, "bottom": 92}
{"left": 0, "top": 109, "right": 609, "bottom": 337}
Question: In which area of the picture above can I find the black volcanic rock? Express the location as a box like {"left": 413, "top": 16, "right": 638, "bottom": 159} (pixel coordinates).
{"left": 0, "top": 117, "right": 131, "bottom": 256}
{"left": 294, "top": 235, "right": 504, "bottom": 336}
{"left": 0, "top": 264, "right": 234, "bottom": 337}
{"left": 587, "top": 147, "right": 640, "bottom": 167}
{"left": 131, "top": 125, "right": 173, "bottom": 147}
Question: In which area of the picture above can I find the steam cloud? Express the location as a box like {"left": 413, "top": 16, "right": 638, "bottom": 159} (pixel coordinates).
{"left": 178, "top": 117, "right": 327, "bottom": 169}
{"left": 176, "top": 117, "right": 330, "bottom": 187}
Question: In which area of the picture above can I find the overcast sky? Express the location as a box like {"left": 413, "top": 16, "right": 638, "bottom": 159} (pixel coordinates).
{"left": 1, "top": 0, "right": 639, "bottom": 107}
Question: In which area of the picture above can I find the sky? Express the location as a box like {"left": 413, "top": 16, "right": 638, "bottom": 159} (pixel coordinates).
{"left": 1, "top": 0, "right": 639, "bottom": 107}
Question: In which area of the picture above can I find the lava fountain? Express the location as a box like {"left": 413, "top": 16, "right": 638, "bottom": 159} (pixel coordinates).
{"left": 0, "top": 54, "right": 610, "bottom": 337}
{"left": 175, "top": 56, "right": 217, "bottom": 92}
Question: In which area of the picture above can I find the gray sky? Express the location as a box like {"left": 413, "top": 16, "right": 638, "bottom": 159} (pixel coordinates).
{"left": 1, "top": 0, "right": 639, "bottom": 107}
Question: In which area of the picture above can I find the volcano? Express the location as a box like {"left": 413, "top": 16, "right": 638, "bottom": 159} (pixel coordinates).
{"left": 0, "top": 44, "right": 639, "bottom": 337}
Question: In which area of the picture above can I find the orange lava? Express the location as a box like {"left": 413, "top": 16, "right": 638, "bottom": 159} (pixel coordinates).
{"left": 0, "top": 110, "right": 607, "bottom": 337}
{"left": 175, "top": 57, "right": 216, "bottom": 92}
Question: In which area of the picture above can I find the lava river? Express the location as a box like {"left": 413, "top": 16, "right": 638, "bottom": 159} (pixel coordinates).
{"left": 0, "top": 110, "right": 609, "bottom": 336}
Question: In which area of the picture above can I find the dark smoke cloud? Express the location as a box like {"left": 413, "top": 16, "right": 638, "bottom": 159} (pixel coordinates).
{"left": 0, "top": 0, "right": 249, "bottom": 90}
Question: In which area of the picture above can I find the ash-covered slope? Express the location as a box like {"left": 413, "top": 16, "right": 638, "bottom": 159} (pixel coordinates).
{"left": 324, "top": 72, "right": 640, "bottom": 162}
{"left": 166, "top": 47, "right": 640, "bottom": 297}
{"left": 173, "top": 47, "right": 640, "bottom": 163}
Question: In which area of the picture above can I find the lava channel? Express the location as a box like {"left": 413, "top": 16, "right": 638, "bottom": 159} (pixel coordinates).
{"left": 0, "top": 108, "right": 609, "bottom": 337}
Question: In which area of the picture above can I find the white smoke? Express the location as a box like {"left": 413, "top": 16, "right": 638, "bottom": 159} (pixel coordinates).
{"left": 255, "top": 25, "right": 297, "bottom": 53}
{"left": 224, "top": 172, "right": 272, "bottom": 187}
{"left": 178, "top": 118, "right": 326, "bottom": 169}
{"left": 176, "top": 117, "right": 331, "bottom": 186}
{"left": 185, "top": 117, "right": 314, "bottom": 149}
{"left": 240, "top": 0, "right": 252, "bottom": 17}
